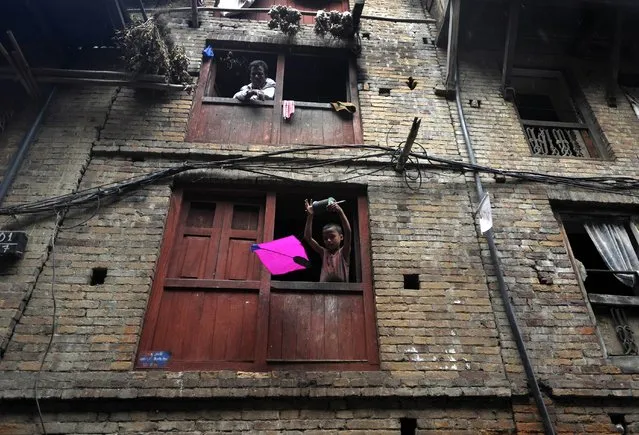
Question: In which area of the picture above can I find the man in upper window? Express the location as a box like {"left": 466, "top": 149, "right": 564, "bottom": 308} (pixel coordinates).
{"left": 233, "top": 60, "right": 276, "bottom": 102}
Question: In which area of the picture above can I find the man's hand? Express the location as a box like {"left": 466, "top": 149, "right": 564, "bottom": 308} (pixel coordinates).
{"left": 304, "top": 199, "right": 314, "bottom": 216}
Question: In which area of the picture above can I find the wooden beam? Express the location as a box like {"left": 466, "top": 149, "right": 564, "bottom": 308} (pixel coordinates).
{"left": 589, "top": 293, "right": 639, "bottom": 307}
{"left": 501, "top": 0, "right": 520, "bottom": 101}
{"left": 435, "top": 0, "right": 451, "bottom": 48}
{"left": 352, "top": 0, "right": 365, "bottom": 33}
{"left": 7, "top": 31, "right": 40, "bottom": 98}
{"left": 191, "top": 0, "right": 199, "bottom": 28}
{"left": 606, "top": 8, "right": 623, "bottom": 107}
{"left": 0, "top": 42, "right": 34, "bottom": 98}
{"left": 113, "top": 0, "right": 126, "bottom": 28}
{"left": 138, "top": 0, "right": 148, "bottom": 21}
{"left": 444, "top": 0, "right": 461, "bottom": 94}
{"left": 395, "top": 117, "right": 421, "bottom": 172}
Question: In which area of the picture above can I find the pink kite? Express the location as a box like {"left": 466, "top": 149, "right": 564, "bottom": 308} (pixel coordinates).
{"left": 251, "top": 235, "right": 311, "bottom": 275}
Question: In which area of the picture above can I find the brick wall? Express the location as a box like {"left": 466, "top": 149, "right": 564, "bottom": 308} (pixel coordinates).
{"left": 1, "top": 0, "right": 639, "bottom": 432}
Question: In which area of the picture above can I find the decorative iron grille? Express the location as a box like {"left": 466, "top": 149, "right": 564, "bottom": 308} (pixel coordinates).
{"left": 524, "top": 123, "right": 590, "bottom": 157}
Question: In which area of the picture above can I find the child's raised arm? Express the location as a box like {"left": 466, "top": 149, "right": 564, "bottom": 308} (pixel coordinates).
{"left": 304, "top": 199, "right": 323, "bottom": 255}
{"left": 329, "top": 202, "right": 351, "bottom": 261}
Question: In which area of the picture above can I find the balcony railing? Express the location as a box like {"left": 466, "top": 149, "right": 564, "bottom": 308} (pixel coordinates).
{"left": 522, "top": 120, "right": 595, "bottom": 157}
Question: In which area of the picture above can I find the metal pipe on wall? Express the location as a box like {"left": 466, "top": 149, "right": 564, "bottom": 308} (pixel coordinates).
{"left": 454, "top": 62, "right": 556, "bottom": 434}
{"left": 0, "top": 88, "right": 56, "bottom": 207}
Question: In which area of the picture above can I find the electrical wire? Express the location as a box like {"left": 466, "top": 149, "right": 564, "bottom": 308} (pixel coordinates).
{"left": 1, "top": 144, "right": 639, "bottom": 217}
{"left": 34, "top": 213, "right": 61, "bottom": 435}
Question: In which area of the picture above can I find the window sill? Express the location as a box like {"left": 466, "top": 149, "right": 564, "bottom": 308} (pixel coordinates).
{"left": 202, "top": 96, "right": 341, "bottom": 110}
{"left": 271, "top": 280, "right": 362, "bottom": 293}
{"left": 588, "top": 293, "right": 639, "bottom": 307}
{"left": 608, "top": 355, "right": 639, "bottom": 373}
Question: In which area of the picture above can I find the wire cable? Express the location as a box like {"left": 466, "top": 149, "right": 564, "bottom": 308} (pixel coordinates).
{"left": 34, "top": 212, "right": 61, "bottom": 435}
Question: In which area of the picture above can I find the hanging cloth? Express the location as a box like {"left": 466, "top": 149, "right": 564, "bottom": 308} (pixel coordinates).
{"left": 282, "top": 100, "right": 295, "bottom": 120}
{"left": 584, "top": 221, "right": 639, "bottom": 287}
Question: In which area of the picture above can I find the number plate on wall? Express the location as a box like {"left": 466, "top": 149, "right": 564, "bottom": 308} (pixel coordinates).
{"left": 0, "top": 231, "right": 28, "bottom": 258}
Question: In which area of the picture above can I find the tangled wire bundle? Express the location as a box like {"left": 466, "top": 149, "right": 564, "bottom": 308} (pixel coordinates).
{"left": 115, "top": 14, "right": 192, "bottom": 85}
{"left": 268, "top": 5, "right": 302, "bottom": 36}
{"left": 314, "top": 10, "right": 354, "bottom": 39}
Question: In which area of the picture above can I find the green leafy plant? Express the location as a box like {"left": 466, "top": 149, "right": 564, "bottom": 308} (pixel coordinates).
{"left": 268, "top": 5, "right": 302, "bottom": 37}
{"left": 314, "top": 10, "right": 354, "bottom": 39}
{"left": 114, "top": 14, "right": 192, "bottom": 85}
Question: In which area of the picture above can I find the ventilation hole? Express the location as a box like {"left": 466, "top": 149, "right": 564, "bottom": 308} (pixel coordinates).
{"left": 403, "top": 274, "right": 419, "bottom": 290}
{"left": 400, "top": 418, "right": 417, "bottom": 435}
{"left": 422, "top": 37, "right": 429, "bottom": 44}
{"left": 609, "top": 414, "right": 627, "bottom": 434}
{"left": 362, "top": 32, "right": 370, "bottom": 39}
{"left": 131, "top": 155, "right": 145, "bottom": 162}
{"left": 90, "top": 268, "right": 108, "bottom": 286}
{"left": 379, "top": 88, "right": 391, "bottom": 96}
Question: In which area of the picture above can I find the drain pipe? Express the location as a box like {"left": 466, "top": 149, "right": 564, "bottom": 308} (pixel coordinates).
{"left": 0, "top": 88, "right": 56, "bottom": 207}
{"left": 454, "top": 65, "right": 556, "bottom": 435}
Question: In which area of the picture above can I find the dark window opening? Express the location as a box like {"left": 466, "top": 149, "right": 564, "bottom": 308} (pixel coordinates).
{"left": 609, "top": 413, "right": 628, "bottom": 434}
{"left": 515, "top": 94, "right": 560, "bottom": 122}
{"left": 400, "top": 418, "right": 417, "bottom": 435}
{"left": 90, "top": 267, "right": 108, "bottom": 286}
{"left": 282, "top": 55, "right": 348, "bottom": 103}
{"left": 273, "top": 191, "right": 360, "bottom": 283}
{"left": 563, "top": 219, "right": 637, "bottom": 297}
{"left": 403, "top": 274, "right": 420, "bottom": 290}
{"left": 209, "top": 50, "right": 277, "bottom": 98}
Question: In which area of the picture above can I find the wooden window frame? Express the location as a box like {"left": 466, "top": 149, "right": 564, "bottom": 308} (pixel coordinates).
{"left": 512, "top": 68, "right": 608, "bottom": 159}
{"left": 187, "top": 48, "right": 363, "bottom": 145}
{"left": 137, "top": 187, "right": 379, "bottom": 371}
{"left": 556, "top": 209, "right": 639, "bottom": 359}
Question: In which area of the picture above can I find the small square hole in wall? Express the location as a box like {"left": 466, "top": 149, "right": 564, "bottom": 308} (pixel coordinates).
{"left": 609, "top": 414, "right": 627, "bottom": 434}
{"left": 403, "top": 274, "right": 419, "bottom": 290}
{"left": 400, "top": 418, "right": 417, "bottom": 435}
{"left": 90, "top": 267, "right": 108, "bottom": 286}
{"left": 379, "top": 88, "right": 391, "bottom": 96}
{"left": 362, "top": 32, "right": 371, "bottom": 39}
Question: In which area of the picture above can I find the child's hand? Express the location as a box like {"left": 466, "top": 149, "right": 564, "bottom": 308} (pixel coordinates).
{"left": 327, "top": 202, "right": 342, "bottom": 213}
{"left": 304, "top": 199, "right": 314, "bottom": 215}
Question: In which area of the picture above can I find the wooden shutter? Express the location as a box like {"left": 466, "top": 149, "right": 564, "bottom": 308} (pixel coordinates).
{"left": 138, "top": 190, "right": 378, "bottom": 371}
{"left": 138, "top": 191, "right": 265, "bottom": 369}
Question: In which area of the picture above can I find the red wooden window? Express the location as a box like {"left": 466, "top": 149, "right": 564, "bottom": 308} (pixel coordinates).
{"left": 187, "top": 49, "right": 363, "bottom": 145}
{"left": 137, "top": 188, "right": 379, "bottom": 371}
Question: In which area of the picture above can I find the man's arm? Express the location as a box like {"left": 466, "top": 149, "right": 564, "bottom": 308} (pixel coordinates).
{"left": 330, "top": 203, "right": 351, "bottom": 261}
{"left": 233, "top": 85, "right": 252, "bottom": 101}
{"left": 304, "top": 199, "right": 323, "bottom": 255}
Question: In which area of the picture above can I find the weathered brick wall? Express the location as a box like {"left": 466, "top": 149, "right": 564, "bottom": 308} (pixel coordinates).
{"left": 1, "top": 0, "right": 639, "bottom": 432}
{"left": 0, "top": 398, "right": 516, "bottom": 434}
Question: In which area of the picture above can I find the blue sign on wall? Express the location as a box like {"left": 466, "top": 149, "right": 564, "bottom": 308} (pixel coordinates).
{"left": 138, "top": 351, "right": 171, "bottom": 368}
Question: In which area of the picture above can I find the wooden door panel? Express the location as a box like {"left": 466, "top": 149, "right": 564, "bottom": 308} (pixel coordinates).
{"left": 226, "top": 238, "right": 259, "bottom": 280}
{"left": 193, "top": 104, "right": 272, "bottom": 144}
{"left": 176, "top": 235, "right": 209, "bottom": 278}
{"left": 267, "top": 292, "right": 367, "bottom": 361}
{"left": 280, "top": 107, "right": 354, "bottom": 145}
{"left": 151, "top": 290, "right": 258, "bottom": 363}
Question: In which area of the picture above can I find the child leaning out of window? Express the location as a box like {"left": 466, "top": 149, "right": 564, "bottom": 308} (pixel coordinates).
{"left": 304, "top": 199, "right": 351, "bottom": 282}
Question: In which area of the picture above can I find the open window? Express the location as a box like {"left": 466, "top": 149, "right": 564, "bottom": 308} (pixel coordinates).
{"left": 137, "top": 185, "right": 378, "bottom": 371}
{"left": 187, "top": 47, "right": 362, "bottom": 145}
{"left": 558, "top": 210, "right": 639, "bottom": 357}
{"left": 512, "top": 70, "right": 607, "bottom": 158}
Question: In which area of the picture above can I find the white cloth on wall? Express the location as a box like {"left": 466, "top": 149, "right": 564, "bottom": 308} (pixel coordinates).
{"left": 218, "top": 0, "right": 256, "bottom": 16}
{"left": 584, "top": 221, "right": 639, "bottom": 287}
